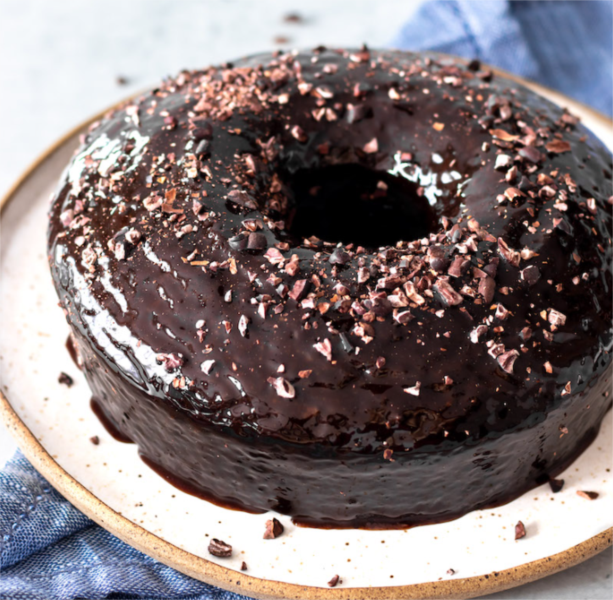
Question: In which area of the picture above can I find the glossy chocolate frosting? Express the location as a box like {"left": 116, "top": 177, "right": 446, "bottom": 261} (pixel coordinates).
{"left": 48, "top": 48, "right": 612, "bottom": 528}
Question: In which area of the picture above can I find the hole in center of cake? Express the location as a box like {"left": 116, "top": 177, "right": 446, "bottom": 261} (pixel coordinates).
{"left": 284, "top": 164, "right": 438, "bottom": 248}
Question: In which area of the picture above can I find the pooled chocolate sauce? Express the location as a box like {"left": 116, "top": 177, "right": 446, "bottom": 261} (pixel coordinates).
{"left": 48, "top": 49, "right": 612, "bottom": 528}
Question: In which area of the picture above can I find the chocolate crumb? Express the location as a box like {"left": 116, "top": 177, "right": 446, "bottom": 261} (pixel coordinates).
{"left": 263, "top": 518, "right": 284, "bottom": 539}
{"left": 363, "top": 138, "right": 378, "bottom": 154}
{"left": 58, "top": 372, "right": 74, "bottom": 387}
{"left": 497, "top": 349, "right": 519, "bottom": 374}
{"left": 549, "top": 478, "right": 564, "bottom": 493}
{"left": 241, "top": 561, "right": 248, "bottom": 571}
{"left": 283, "top": 12, "right": 303, "bottom": 23}
{"left": 521, "top": 265, "right": 541, "bottom": 286}
{"left": 576, "top": 490, "right": 599, "bottom": 500}
{"left": 515, "top": 520, "right": 526, "bottom": 540}
{"left": 447, "top": 568, "right": 456, "bottom": 576}
{"left": 545, "top": 139, "right": 571, "bottom": 154}
{"left": 267, "top": 377, "right": 296, "bottom": 399}
{"left": 208, "top": 538, "right": 232, "bottom": 557}
{"left": 328, "top": 574, "right": 341, "bottom": 588}
{"left": 89, "top": 435, "right": 100, "bottom": 445}
{"left": 383, "top": 448, "right": 394, "bottom": 461}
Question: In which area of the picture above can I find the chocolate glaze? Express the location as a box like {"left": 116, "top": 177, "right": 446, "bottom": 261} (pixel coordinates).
{"left": 48, "top": 49, "right": 612, "bottom": 528}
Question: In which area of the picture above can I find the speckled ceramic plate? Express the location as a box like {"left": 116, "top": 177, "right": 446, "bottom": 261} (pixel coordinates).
{"left": 1, "top": 72, "right": 612, "bottom": 600}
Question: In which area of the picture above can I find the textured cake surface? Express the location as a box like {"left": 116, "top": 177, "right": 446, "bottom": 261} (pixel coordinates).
{"left": 48, "top": 48, "right": 612, "bottom": 527}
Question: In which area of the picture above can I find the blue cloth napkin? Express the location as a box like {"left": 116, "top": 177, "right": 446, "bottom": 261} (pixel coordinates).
{"left": 393, "top": 0, "right": 612, "bottom": 116}
{"left": 1, "top": 2, "right": 611, "bottom": 599}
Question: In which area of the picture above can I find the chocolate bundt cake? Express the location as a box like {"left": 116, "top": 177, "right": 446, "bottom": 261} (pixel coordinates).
{"left": 48, "top": 48, "right": 612, "bottom": 528}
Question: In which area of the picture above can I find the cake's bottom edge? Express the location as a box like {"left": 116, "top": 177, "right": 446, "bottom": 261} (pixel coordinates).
{"left": 76, "top": 327, "right": 612, "bottom": 529}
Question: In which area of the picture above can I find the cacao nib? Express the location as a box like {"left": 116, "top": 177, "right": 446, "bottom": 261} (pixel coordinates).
{"left": 58, "top": 372, "right": 74, "bottom": 387}
{"left": 263, "top": 517, "right": 285, "bottom": 539}
{"left": 514, "top": 521, "right": 526, "bottom": 540}
{"left": 208, "top": 538, "right": 232, "bottom": 557}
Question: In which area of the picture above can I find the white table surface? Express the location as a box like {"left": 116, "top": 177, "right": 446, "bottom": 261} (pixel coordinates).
{"left": 0, "top": 1, "right": 610, "bottom": 598}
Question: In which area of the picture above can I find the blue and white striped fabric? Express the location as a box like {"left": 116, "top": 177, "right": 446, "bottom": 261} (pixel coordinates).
{"left": 1, "top": 2, "right": 611, "bottom": 598}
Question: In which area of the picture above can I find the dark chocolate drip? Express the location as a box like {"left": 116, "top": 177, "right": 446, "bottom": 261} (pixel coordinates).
{"left": 90, "top": 397, "right": 133, "bottom": 444}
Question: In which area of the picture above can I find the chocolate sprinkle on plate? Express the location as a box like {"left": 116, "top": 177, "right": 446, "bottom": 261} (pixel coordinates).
{"left": 208, "top": 538, "right": 233, "bottom": 557}
{"left": 327, "top": 574, "right": 341, "bottom": 588}
{"left": 576, "top": 490, "right": 599, "bottom": 500}
{"left": 514, "top": 520, "right": 527, "bottom": 540}
{"left": 263, "top": 517, "right": 284, "bottom": 539}
{"left": 58, "top": 372, "right": 74, "bottom": 387}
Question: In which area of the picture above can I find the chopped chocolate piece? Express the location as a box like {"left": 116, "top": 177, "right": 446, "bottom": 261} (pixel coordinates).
{"left": 447, "top": 568, "right": 456, "bottom": 576}
{"left": 200, "top": 359, "right": 216, "bottom": 375}
{"left": 228, "top": 234, "right": 248, "bottom": 251}
{"left": 89, "top": 435, "right": 100, "bottom": 445}
{"left": 548, "top": 309, "right": 567, "bottom": 327}
{"left": 267, "top": 377, "right": 296, "bottom": 399}
{"left": 329, "top": 248, "right": 351, "bottom": 265}
{"left": 156, "top": 353, "right": 184, "bottom": 372}
{"left": 490, "top": 129, "right": 519, "bottom": 142}
{"left": 470, "top": 325, "right": 488, "bottom": 343}
{"left": 521, "top": 265, "right": 540, "bottom": 286}
{"left": 478, "top": 277, "right": 496, "bottom": 303}
{"left": 518, "top": 146, "right": 543, "bottom": 163}
{"left": 241, "top": 561, "right": 248, "bottom": 571}
{"left": 227, "top": 189, "right": 257, "bottom": 210}
{"left": 497, "top": 238, "right": 521, "bottom": 267}
{"left": 247, "top": 232, "right": 268, "bottom": 251}
{"left": 346, "top": 103, "right": 372, "bottom": 124}
{"left": 495, "top": 304, "right": 510, "bottom": 320}
{"left": 545, "top": 139, "right": 571, "bottom": 154}
{"left": 497, "top": 349, "right": 519, "bottom": 374}
{"left": 383, "top": 448, "right": 394, "bottom": 461}
{"left": 549, "top": 478, "right": 564, "bottom": 493}
{"left": 514, "top": 521, "right": 526, "bottom": 540}
{"left": 328, "top": 575, "right": 341, "bottom": 588}
{"left": 58, "top": 372, "right": 74, "bottom": 387}
{"left": 404, "top": 382, "right": 421, "bottom": 396}
{"left": 238, "top": 315, "right": 250, "bottom": 337}
{"left": 576, "top": 490, "right": 599, "bottom": 500}
{"left": 290, "top": 125, "right": 307, "bottom": 143}
{"left": 313, "top": 338, "right": 333, "bottom": 361}
{"left": 289, "top": 279, "right": 309, "bottom": 301}
{"left": 263, "top": 517, "right": 285, "bottom": 539}
{"left": 208, "top": 538, "right": 232, "bottom": 557}
{"left": 494, "top": 154, "right": 513, "bottom": 170}
{"left": 283, "top": 12, "right": 303, "bottom": 23}
{"left": 195, "top": 139, "right": 211, "bottom": 158}
{"left": 434, "top": 280, "right": 463, "bottom": 306}
{"left": 362, "top": 138, "right": 378, "bottom": 153}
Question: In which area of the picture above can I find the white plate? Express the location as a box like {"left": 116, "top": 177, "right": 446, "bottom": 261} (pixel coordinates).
{"left": 1, "top": 82, "right": 612, "bottom": 599}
